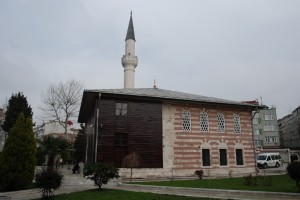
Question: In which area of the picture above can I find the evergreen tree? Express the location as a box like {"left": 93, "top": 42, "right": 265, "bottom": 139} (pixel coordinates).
{"left": 0, "top": 113, "right": 37, "bottom": 191}
{"left": 73, "top": 124, "right": 86, "bottom": 162}
{"left": 2, "top": 92, "right": 33, "bottom": 133}
{"left": 39, "top": 136, "right": 70, "bottom": 172}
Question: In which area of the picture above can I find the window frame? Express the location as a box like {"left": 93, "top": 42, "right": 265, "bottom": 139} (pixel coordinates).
{"left": 233, "top": 114, "right": 241, "bottom": 133}
{"left": 254, "top": 129, "right": 260, "bottom": 135}
{"left": 114, "top": 133, "right": 128, "bottom": 146}
{"left": 217, "top": 113, "right": 226, "bottom": 133}
{"left": 182, "top": 110, "right": 191, "bottom": 132}
{"left": 264, "top": 125, "right": 276, "bottom": 131}
{"left": 200, "top": 112, "right": 209, "bottom": 132}
{"left": 202, "top": 149, "right": 211, "bottom": 166}
{"left": 116, "top": 102, "right": 128, "bottom": 116}
{"left": 253, "top": 118, "right": 259, "bottom": 125}
{"left": 219, "top": 149, "right": 228, "bottom": 166}
{"left": 264, "top": 114, "right": 274, "bottom": 120}
{"left": 236, "top": 149, "right": 244, "bottom": 165}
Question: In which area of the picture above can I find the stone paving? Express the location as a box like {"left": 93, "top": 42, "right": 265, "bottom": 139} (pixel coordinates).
{"left": 0, "top": 164, "right": 300, "bottom": 200}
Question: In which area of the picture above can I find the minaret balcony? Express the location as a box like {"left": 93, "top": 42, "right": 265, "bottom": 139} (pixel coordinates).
{"left": 121, "top": 55, "right": 138, "bottom": 66}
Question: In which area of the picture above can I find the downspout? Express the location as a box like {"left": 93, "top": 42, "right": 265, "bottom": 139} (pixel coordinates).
{"left": 85, "top": 136, "right": 88, "bottom": 164}
{"left": 95, "top": 92, "right": 101, "bottom": 163}
{"left": 251, "top": 107, "right": 259, "bottom": 173}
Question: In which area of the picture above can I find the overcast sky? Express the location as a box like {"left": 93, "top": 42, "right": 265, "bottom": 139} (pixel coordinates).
{"left": 1, "top": 0, "right": 300, "bottom": 124}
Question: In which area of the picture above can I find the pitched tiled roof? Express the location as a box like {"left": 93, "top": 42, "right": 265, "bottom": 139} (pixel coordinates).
{"left": 84, "top": 88, "right": 259, "bottom": 107}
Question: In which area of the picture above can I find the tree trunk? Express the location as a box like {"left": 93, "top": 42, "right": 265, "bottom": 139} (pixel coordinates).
{"left": 47, "top": 154, "right": 55, "bottom": 172}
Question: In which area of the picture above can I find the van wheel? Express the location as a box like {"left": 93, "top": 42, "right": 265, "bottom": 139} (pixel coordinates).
{"left": 276, "top": 162, "right": 280, "bottom": 168}
{"left": 263, "top": 163, "right": 267, "bottom": 169}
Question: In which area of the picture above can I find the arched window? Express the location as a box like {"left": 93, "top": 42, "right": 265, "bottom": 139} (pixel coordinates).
{"left": 200, "top": 112, "right": 209, "bottom": 132}
{"left": 233, "top": 114, "right": 241, "bottom": 133}
{"left": 182, "top": 110, "right": 191, "bottom": 131}
{"left": 217, "top": 113, "right": 225, "bottom": 133}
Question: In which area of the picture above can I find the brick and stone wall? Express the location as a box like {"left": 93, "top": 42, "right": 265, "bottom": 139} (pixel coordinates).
{"left": 119, "top": 102, "right": 256, "bottom": 178}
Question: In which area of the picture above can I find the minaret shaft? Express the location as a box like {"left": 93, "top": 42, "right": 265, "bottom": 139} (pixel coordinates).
{"left": 122, "top": 13, "right": 138, "bottom": 89}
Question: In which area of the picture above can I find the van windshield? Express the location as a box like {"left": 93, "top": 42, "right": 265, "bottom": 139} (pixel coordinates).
{"left": 257, "top": 155, "right": 267, "bottom": 160}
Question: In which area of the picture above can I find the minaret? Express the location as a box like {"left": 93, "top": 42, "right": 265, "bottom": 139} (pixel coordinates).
{"left": 122, "top": 12, "right": 138, "bottom": 88}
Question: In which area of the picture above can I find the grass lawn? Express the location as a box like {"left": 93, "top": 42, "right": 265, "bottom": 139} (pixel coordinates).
{"left": 51, "top": 189, "right": 211, "bottom": 200}
{"left": 133, "top": 174, "right": 298, "bottom": 193}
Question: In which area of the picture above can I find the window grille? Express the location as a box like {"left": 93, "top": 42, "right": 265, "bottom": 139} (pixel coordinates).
{"left": 217, "top": 113, "right": 225, "bottom": 133}
{"left": 200, "top": 112, "right": 209, "bottom": 132}
{"left": 233, "top": 114, "right": 241, "bottom": 133}
{"left": 182, "top": 110, "right": 191, "bottom": 131}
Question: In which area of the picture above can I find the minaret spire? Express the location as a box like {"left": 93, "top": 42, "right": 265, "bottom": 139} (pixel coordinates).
{"left": 122, "top": 12, "right": 138, "bottom": 88}
{"left": 126, "top": 11, "right": 135, "bottom": 41}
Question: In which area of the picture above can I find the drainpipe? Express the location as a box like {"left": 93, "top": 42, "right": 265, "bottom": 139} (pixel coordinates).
{"left": 251, "top": 107, "right": 259, "bottom": 173}
{"left": 95, "top": 93, "right": 101, "bottom": 163}
{"left": 85, "top": 136, "right": 88, "bottom": 164}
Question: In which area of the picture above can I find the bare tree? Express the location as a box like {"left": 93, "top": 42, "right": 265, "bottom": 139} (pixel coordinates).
{"left": 41, "top": 79, "right": 84, "bottom": 135}
{"left": 122, "top": 152, "right": 142, "bottom": 182}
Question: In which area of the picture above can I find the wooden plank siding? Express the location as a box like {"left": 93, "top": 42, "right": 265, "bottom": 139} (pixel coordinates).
{"left": 97, "top": 98, "right": 163, "bottom": 168}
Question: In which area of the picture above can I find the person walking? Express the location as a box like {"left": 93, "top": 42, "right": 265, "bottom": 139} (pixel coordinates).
{"left": 59, "top": 158, "right": 63, "bottom": 168}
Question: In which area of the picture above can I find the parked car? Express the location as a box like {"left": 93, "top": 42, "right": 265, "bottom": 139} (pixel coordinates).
{"left": 256, "top": 152, "right": 281, "bottom": 169}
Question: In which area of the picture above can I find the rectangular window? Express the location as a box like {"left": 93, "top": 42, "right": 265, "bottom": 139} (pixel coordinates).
{"left": 265, "top": 136, "right": 277, "bottom": 143}
{"left": 219, "top": 149, "right": 227, "bottom": 166}
{"left": 115, "top": 133, "right": 128, "bottom": 146}
{"left": 264, "top": 114, "right": 274, "bottom": 120}
{"left": 236, "top": 149, "right": 244, "bottom": 165}
{"left": 254, "top": 129, "right": 260, "bottom": 135}
{"left": 202, "top": 149, "right": 210, "bottom": 166}
{"left": 233, "top": 114, "right": 241, "bottom": 133}
{"left": 253, "top": 118, "right": 259, "bottom": 124}
{"left": 116, "top": 103, "right": 127, "bottom": 116}
{"left": 182, "top": 110, "right": 191, "bottom": 131}
{"left": 265, "top": 136, "right": 270, "bottom": 143}
{"left": 254, "top": 140, "right": 262, "bottom": 147}
{"left": 264, "top": 125, "right": 276, "bottom": 131}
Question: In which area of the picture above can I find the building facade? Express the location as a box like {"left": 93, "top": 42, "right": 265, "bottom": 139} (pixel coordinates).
{"left": 78, "top": 13, "right": 263, "bottom": 178}
{"left": 35, "top": 121, "right": 79, "bottom": 144}
{"left": 78, "top": 89, "right": 262, "bottom": 178}
{"left": 0, "top": 108, "right": 6, "bottom": 151}
{"left": 278, "top": 106, "right": 300, "bottom": 150}
{"left": 253, "top": 107, "right": 280, "bottom": 149}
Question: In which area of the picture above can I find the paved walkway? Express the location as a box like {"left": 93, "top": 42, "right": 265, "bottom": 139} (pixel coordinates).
{"left": 0, "top": 165, "right": 299, "bottom": 200}
{"left": 0, "top": 164, "right": 100, "bottom": 200}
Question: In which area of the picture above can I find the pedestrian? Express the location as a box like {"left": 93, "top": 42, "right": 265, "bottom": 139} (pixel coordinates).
{"left": 55, "top": 158, "right": 59, "bottom": 169}
{"left": 72, "top": 162, "right": 80, "bottom": 174}
{"left": 59, "top": 158, "right": 63, "bottom": 168}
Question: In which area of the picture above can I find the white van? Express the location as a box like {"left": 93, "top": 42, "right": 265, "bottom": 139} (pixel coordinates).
{"left": 256, "top": 153, "right": 281, "bottom": 169}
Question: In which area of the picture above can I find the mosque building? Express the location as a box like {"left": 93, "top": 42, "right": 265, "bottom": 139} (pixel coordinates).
{"left": 78, "top": 13, "right": 263, "bottom": 178}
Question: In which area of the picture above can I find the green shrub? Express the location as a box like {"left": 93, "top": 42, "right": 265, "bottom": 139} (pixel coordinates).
{"left": 243, "top": 173, "right": 272, "bottom": 186}
{"left": 0, "top": 113, "right": 36, "bottom": 191}
{"left": 244, "top": 174, "right": 258, "bottom": 186}
{"left": 287, "top": 162, "right": 300, "bottom": 191}
{"left": 83, "top": 163, "right": 119, "bottom": 190}
{"left": 194, "top": 170, "right": 204, "bottom": 180}
{"left": 35, "top": 168, "right": 63, "bottom": 199}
